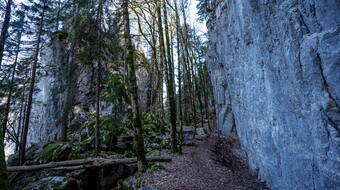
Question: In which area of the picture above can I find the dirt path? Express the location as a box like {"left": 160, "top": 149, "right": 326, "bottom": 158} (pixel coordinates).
{"left": 130, "top": 134, "right": 267, "bottom": 190}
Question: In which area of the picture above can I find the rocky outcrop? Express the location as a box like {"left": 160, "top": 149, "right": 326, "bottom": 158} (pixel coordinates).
{"left": 28, "top": 34, "right": 67, "bottom": 143}
{"left": 27, "top": 33, "right": 151, "bottom": 145}
{"left": 207, "top": 0, "right": 340, "bottom": 189}
{"left": 28, "top": 33, "right": 101, "bottom": 144}
{"left": 22, "top": 176, "right": 79, "bottom": 190}
{"left": 176, "top": 126, "right": 208, "bottom": 145}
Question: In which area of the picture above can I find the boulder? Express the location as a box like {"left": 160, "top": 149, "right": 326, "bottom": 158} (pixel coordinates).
{"left": 195, "top": 128, "right": 207, "bottom": 140}
{"left": 116, "top": 135, "right": 134, "bottom": 153}
{"left": 177, "top": 126, "right": 195, "bottom": 145}
{"left": 22, "top": 176, "right": 79, "bottom": 190}
{"left": 7, "top": 142, "right": 49, "bottom": 166}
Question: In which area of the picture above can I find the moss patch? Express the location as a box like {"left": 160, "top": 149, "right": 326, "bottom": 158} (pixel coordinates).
{"left": 37, "top": 142, "right": 72, "bottom": 163}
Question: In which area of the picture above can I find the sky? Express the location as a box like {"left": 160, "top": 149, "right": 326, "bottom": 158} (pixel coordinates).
{"left": 11, "top": 0, "right": 207, "bottom": 34}
{"left": 188, "top": 0, "right": 207, "bottom": 35}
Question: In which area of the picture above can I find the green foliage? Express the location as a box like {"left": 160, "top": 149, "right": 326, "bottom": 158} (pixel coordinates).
{"left": 79, "top": 112, "right": 171, "bottom": 156}
{"left": 51, "top": 177, "right": 77, "bottom": 190}
{"left": 103, "top": 73, "right": 128, "bottom": 104}
{"left": 77, "top": 114, "right": 133, "bottom": 152}
{"left": 147, "top": 163, "right": 165, "bottom": 172}
{"left": 0, "top": 118, "right": 10, "bottom": 190}
{"left": 21, "top": 177, "right": 36, "bottom": 189}
{"left": 142, "top": 113, "right": 170, "bottom": 154}
{"left": 134, "top": 49, "right": 147, "bottom": 64}
{"left": 37, "top": 142, "right": 73, "bottom": 163}
{"left": 136, "top": 179, "right": 145, "bottom": 188}
{"left": 117, "top": 179, "right": 132, "bottom": 190}
{"left": 52, "top": 183, "right": 62, "bottom": 190}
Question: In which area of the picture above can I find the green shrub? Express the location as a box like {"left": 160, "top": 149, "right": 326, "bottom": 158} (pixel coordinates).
{"left": 37, "top": 142, "right": 72, "bottom": 163}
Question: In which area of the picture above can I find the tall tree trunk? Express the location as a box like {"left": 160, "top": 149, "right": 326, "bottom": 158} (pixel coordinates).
{"left": 2, "top": 14, "right": 25, "bottom": 141}
{"left": 194, "top": 65, "right": 204, "bottom": 129}
{"left": 179, "top": 2, "right": 196, "bottom": 124}
{"left": 21, "top": 87, "right": 28, "bottom": 140}
{"left": 0, "top": 0, "right": 16, "bottom": 176}
{"left": 16, "top": 85, "right": 26, "bottom": 152}
{"left": 163, "top": 0, "right": 178, "bottom": 152}
{"left": 174, "top": 0, "right": 183, "bottom": 153}
{"left": 60, "top": 1, "right": 82, "bottom": 142}
{"left": 95, "top": 0, "right": 103, "bottom": 154}
{"left": 200, "top": 64, "right": 212, "bottom": 131}
{"left": 0, "top": 129, "right": 10, "bottom": 189}
{"left": 19, "top": 3, "right": 46, "bottom": 166}
{"left": 0, "top": 0, "right": 13, "bottom": 69}
{"left": 156, "top": 0, "right": 167, "bottom": 128}
{"left": 122, "top": 0, "right": 146, "bottom": 166}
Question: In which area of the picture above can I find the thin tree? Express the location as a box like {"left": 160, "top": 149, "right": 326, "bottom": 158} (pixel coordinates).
{"left": 60, "top": 0, "right": 81, "bottom": 142}
{"left": 131, "top": 3, "right": 158, "bottom": 112}
{"left": 173, "top": 0, "right": 183, "bottom": 152}
{"left": 0, "top": 0, "right": 13, "bottom": 68}
{"left": 16, "top": 77, "right": 27, "bottom": 151}
{"left": 162, "top": 0, "right": 178, "bottom": 152}
{"left": 0, "top": 129, "right": 10, "bottom": 189}
{"left": 95, "top": 0, "right": 104, "bottom": 154}
{"left": 19, "top": 0, "right": 47, "bottom": 165}
{"left": 2, "top": 9, "right": 26, "bottom": 141}
{"left": 122, "top": 0, "right": 146, "bottom": 167}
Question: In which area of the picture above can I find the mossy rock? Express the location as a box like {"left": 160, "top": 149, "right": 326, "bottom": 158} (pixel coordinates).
{"left": 37, "top": 142, "right": 72, "bottom": 163}
{"left": 22, "top": 176, "right": 79, "bottom": 190}
{"left": 147, "top": 163, "right": 165, "bottom": 172}
{"left": 117, "top": 179, "right": 133, "bottom": 190}
{"left": 21, "top": 176, "right": 37, "bottom": 189}
{"left": 52, "top": 177, "right": 78, "bottom": 190}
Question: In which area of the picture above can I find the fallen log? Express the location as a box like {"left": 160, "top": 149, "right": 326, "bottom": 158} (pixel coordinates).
{"left": 7, "top": 156, "right": 171, "bottom": 172}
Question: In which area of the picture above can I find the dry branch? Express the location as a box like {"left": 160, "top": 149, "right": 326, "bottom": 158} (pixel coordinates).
{"left": 7, "top": 156, "right": 171, "bottom": 172}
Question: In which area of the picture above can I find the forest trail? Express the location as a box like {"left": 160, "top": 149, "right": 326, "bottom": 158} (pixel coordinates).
{"left": 130, "top": 132, "right": 268, "bottom": 190}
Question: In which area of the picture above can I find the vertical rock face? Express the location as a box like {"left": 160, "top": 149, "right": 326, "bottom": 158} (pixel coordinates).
{"left": 29, "top": 34, "right": 104, "bottom": 144}
{"left": 27, "top": 34, "right": 150, "bottom": 145}
{"left": 29, "top": 35, "right": 69, "bottom": 143}
{"left": 207, "top": 0, "right": 340, "bottom": 189}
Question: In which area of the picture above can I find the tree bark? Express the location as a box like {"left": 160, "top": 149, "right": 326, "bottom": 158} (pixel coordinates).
{"left": 19, "top": 2, "right": 46, "bottom": 166}
{"left": 7, "top": 156, "right": 171, "bottom": 172}
{"left": 16, "top": 90, "right": 25, "bottom": 152}
{"left": 156, "top": 0, "right": 167, "bottom": 123}
{"left": 60, "top": 1, "right": 82, "bottom": 142}
{"left": 0, "top": 130, "right": 10, "bottom": 189}
{"left": 162, "top": 0, "right": 178, "bottom": 152}
{"left": 174, "top": 0, "right": 183, "bottom": 153}
{"left": 2, "top": 13, "right": 25, "bottom": 142}
{"left": 95, "top": 0, "right": 104, "bottom": 154}
{"left": 122, "top": 0, "right": 146, "bottom": 167}
{"left": 0, "top": 0, "right": 13, "bottom": 69}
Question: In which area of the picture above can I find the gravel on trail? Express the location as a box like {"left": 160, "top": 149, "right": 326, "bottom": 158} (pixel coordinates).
{"left": 129, "top": 133, "right": 268, "bottom": 190}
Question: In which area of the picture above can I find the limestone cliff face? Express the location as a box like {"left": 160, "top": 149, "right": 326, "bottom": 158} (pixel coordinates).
{"left": 28, "top": 34, "right": 101, "bottom": 143}
{"left": 27, "top": 34, "right": 150, "bottom": 145}
{"left": 207, "top": 0, "right": 340, "bottom": 189}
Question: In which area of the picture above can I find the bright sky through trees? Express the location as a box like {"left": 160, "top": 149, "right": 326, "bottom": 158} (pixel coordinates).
{"left": 11, "top": 0, "right": 206, "bottom": 33}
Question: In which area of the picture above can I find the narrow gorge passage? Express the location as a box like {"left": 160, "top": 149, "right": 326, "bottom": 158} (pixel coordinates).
{"left": 1, "top": 0, "right": 339, "bottom": 190}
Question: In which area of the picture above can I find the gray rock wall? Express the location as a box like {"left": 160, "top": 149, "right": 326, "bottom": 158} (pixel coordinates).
{"left": 207, "top": 0, "right": 340, "bottom": 189}
{"left": 29, "top": 35, "right": 106, "bottom": 144}
{"left": 29, "top": 36, "right": 69, "bottom": 143}
{"left": 28, "top": 35, "right": 150, "bottom": 145}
